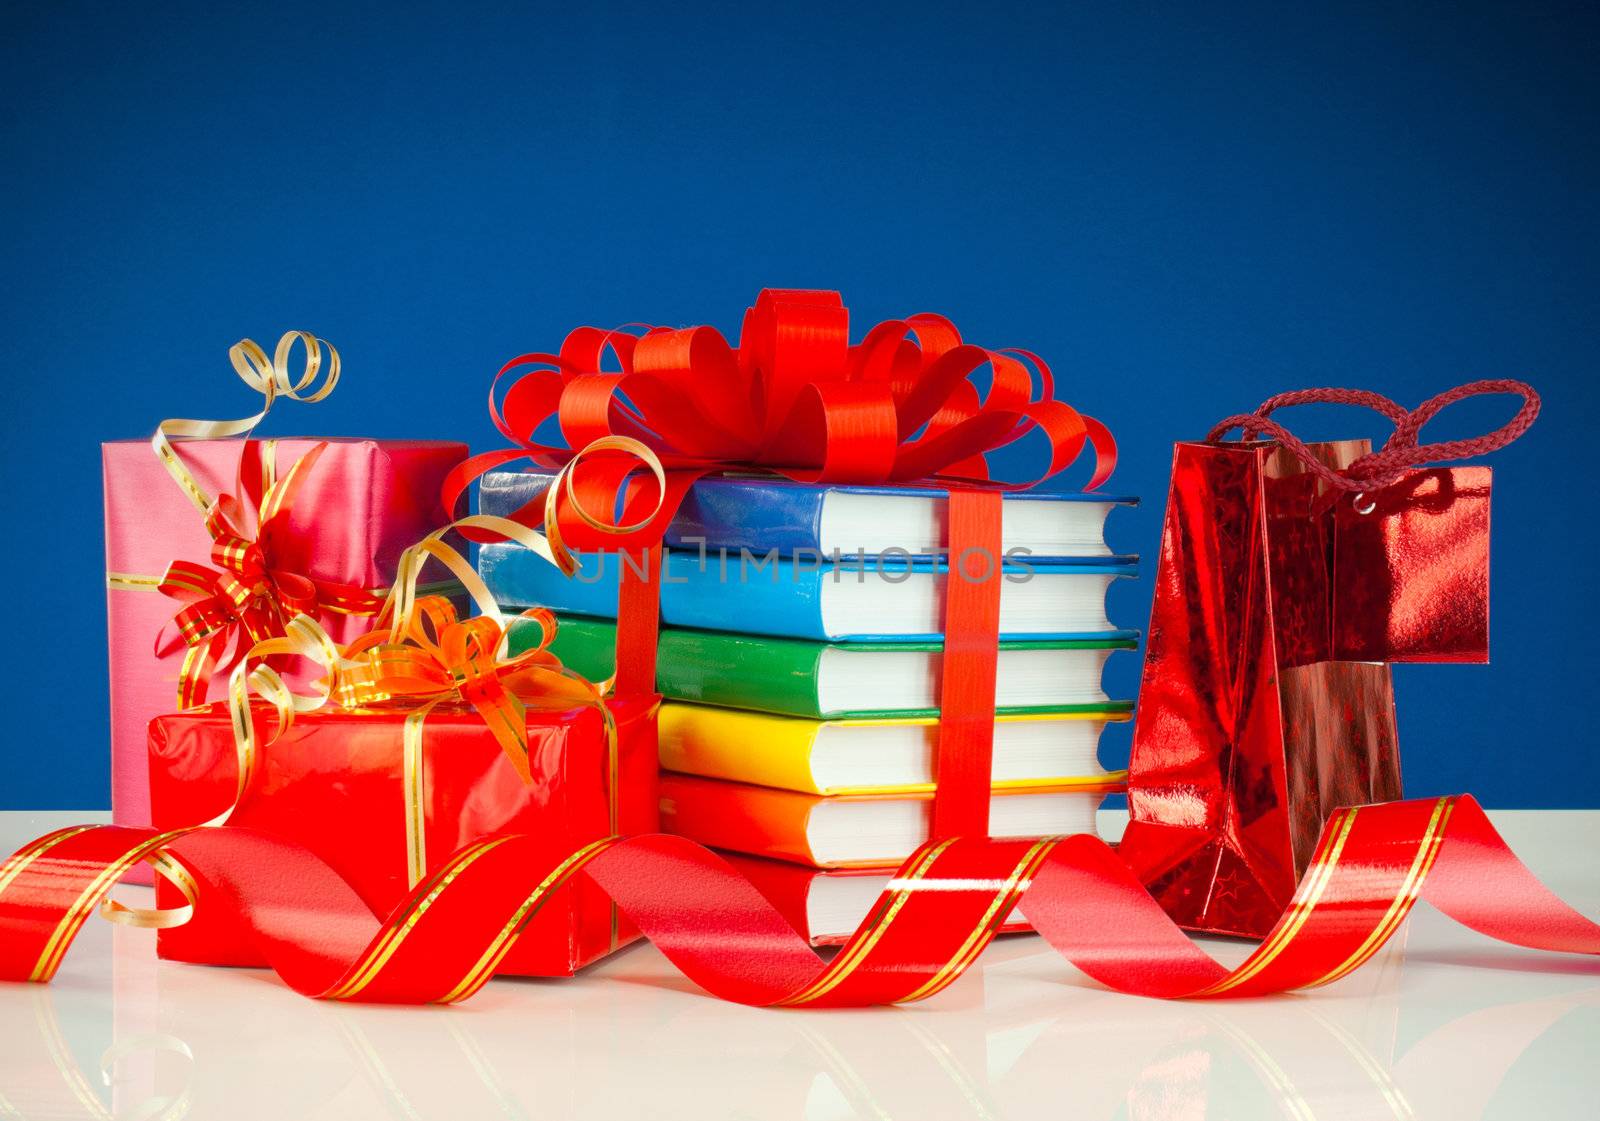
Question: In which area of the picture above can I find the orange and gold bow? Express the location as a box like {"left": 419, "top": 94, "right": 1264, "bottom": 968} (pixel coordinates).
{"left": 338, "top": 598, "right": 603, "bottom": 783}
{"left": 137, "top": 332, "right": 391, "bottom": 708}
{"left": 219, "top": 510, "right": 616, "bottom": 889}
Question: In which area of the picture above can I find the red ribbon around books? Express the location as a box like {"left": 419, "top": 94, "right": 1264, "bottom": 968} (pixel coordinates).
{"left": 441, "top": 288, "right": 1119, "bottom": 836}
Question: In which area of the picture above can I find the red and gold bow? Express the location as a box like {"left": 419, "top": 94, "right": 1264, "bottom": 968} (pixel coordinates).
{"left": 156, "top": 443, "right": 388, "bottom": 708}
{"left": 143, "top": 332, "right": 390, "bottom": 709}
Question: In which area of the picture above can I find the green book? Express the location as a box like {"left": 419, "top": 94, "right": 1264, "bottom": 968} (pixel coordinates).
{"left": 509, "top": 614, "right": 1136, "bottom": 720}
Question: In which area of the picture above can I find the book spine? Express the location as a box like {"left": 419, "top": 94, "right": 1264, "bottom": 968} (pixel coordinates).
{"left": 478, "top": 543, "right": 623, "bottom": 616}
{"left": 658, "top": 778, "right": 823, "bottom": 866}
{"left": 659, "top": 705, "right": 823, "bottom": 793}
{"left": 721, "top": 855, "right": 821, "bottom": 941}
{"left": 478, "top": 470, "right": 553, "bottom": 518}
{"left": 514, "top": 616, "right": 832, "bottom": 717}
{"left": 659, "top": 630, "right": 827, "bottom": 715}
{"left": 672, "top": 477, "right": 827, "bottom": 552}
{"left": 661, "top": 554, "right": 830, "bottom": 639}
{"left": 480, "top": 470, "right": 830, "bottom": 551}
{"left": 479, "top": 545, "right": 833, "bottom": 640}
{"left": 524, "top": 616, "right": 621, "bottom": 683}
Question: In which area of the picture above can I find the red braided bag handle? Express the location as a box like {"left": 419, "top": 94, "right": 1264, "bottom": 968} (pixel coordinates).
{"left": 1207, "top": 379, "right": 1541, "bottom": 493}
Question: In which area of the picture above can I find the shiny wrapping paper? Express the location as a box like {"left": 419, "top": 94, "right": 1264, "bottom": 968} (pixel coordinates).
{"left": 103, "top": 437, "right": 467, "bottom": 831}
{"left": 147, "top": 694, "right": 660, "bottom": 976}
{"left": 1118, "top": 439, "right": 1491, "bottom": 938}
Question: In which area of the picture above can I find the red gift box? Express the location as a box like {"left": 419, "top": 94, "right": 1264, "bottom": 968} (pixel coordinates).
{"left": 148, "top": 692, "right": 659, "bottom": 976}
{"left": 104, "top": 434, "right": 467, "bottom": 832}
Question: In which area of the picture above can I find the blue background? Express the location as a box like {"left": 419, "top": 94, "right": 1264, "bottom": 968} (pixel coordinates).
{"left": 2, "top": 2, "right": 1595, "bottom": 808}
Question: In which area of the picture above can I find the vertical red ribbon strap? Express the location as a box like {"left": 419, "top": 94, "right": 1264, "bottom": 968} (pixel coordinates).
{"left": 932, "top": 488, "right": 1004, "bottom": 838}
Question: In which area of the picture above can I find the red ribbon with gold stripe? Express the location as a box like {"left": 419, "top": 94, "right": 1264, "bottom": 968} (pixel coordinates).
{"left": 1, "top": 796, "right": 1596, "bottom": 1005}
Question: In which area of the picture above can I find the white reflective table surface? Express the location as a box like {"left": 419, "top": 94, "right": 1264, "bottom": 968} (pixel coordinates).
{"left": 1, "top": 809, "right": 1596, "bottom": 1120}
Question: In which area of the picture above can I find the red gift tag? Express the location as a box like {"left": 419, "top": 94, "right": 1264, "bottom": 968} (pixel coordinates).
{"left": 1332, "top": 466, "right": 1492, "bottom": 663}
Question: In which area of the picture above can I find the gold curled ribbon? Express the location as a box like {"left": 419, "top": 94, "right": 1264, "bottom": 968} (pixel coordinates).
{"left": 541, "top": 434, "right": 671, "bottom": 576}
{"left": 99, "top": 849, "right": 201, "bottom": 930}
{"left": 152, "top": 332, "right": 340, "bottom": 514}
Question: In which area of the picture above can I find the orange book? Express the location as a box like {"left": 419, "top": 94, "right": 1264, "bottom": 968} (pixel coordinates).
{"left": 659, "top": 774, "right": 1116, "bottom": 869}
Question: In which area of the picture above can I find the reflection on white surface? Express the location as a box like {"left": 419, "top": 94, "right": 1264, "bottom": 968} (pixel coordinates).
{"left": 0, "top": 810, "right": 1596, "bottom": 1120}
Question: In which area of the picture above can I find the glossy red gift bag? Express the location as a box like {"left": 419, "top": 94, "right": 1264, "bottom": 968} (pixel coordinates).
{"left": 1117, "top": 383, "right": 1538, "bottom": 937}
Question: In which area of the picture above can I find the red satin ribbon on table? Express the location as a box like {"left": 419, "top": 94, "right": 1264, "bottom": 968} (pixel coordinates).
{"left": 440, "top": 289, "right": 1118, "bottom": 833}
{"left": 2, "top": 796, "right": 1597, "bottom": 1004}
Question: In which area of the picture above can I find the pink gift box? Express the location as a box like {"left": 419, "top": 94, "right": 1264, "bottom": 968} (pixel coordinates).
{"left": 102, "top": 437, "right": 468, "bottom": 836}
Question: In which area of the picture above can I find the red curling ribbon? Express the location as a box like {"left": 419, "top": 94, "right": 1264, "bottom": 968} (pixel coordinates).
{"left": 1, "top": 797, "right": 1597, "bottom": 1005}
{"left": 440, "top": 290, "right": 1118, "bottom": 837}
{"left": 440, "top": 288, "right": 1117, "bottom": 552}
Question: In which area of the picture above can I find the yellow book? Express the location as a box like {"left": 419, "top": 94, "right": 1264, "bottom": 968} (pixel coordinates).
{"left": 658, "top": 702, "right": 1127, "bottom": 795}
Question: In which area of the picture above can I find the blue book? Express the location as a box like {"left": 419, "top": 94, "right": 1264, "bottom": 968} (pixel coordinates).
{"left": 479, "top": 469, "right": 1135, "bottom": 561}
{"left": 477, "top": 543, "right": 1138, "bottom": 642}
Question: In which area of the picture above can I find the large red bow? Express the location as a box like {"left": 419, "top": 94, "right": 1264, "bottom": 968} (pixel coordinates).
{"left": 155, "top": 443, "right": 386, "bottom": 709}
{"left": 443, "top": 288, "right": 1117, "bottom": 550}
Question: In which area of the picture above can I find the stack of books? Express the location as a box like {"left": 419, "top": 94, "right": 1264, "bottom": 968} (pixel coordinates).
{"left": 477, "top": 471, "right": 1137, "bottom": 944}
